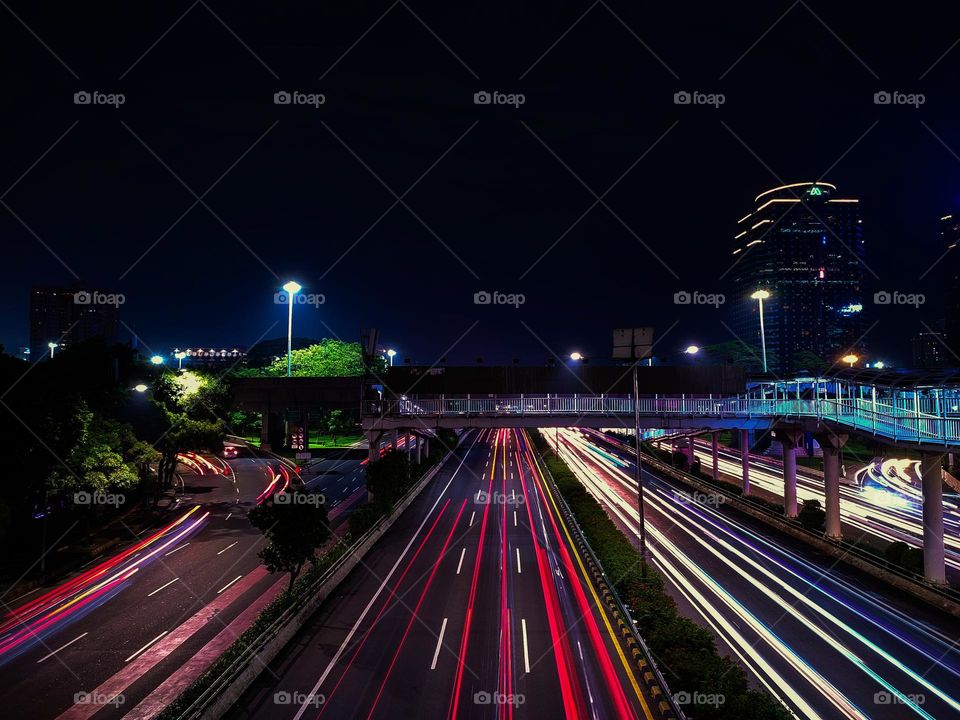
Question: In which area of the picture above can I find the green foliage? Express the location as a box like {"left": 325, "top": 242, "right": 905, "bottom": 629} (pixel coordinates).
{"left": 348, "top": 503, "right": 383, "bottom": 538}
{"left": 237, "top": 339, "right": 365, "bottom": 378}
{"left": 797, "top": 498, "right": 826, "bottom": 532}
{"left": 365, "top": 449, "right": 412, "bottom": 511}
{"left": 884, "top": 540, "right": 924, "bottom": 574}
{"left": 249, "top": 492, "right": 331, "bottom": 590}
{"left": 326, "top": 409, "right": 350, "bottom": 442}
{"left": 792, "top": 350, "right": 828, "bottom": 373}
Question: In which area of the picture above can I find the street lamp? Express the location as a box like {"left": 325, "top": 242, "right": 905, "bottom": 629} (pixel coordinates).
{"left": 386, "top": 349, "right": 397, "bottom": 367}
{"left": 174, "top": 351, "right": 186, "bottom": 371}
{"left": 150, "top": 355, "right": 165, "bottom": 365}
{"left": 47, "top": 342, "right": 58, "bottom": 359}
{"left": 282, "top": 281, "right": 302, "bottom": 377}
{"left": 684, "top": 345, "right": 700, "bottom": 356}
{"left": 569, "top": 352, "right": 583, "bottom": 361}
{"left": 750, "top": 290, "right": 770, "bottom": 372}
{"left": 842, "top": 354, "right": 859, "bottom": 368}
{"left": 133, "top": 383, "right": 148, "bottom": 393}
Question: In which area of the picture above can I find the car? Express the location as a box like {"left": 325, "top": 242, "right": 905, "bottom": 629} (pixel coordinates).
{"left": 223, "top": 445, "right": 239, "bottom": 459}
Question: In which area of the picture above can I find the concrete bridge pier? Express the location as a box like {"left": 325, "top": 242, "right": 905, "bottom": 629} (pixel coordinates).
{"left": 778, "top": 427, "right": 805, "bottom": 519}
{"left": 365, "top": 430, "right": 382, "bottom": 463}
{"left": 392, "top": 429, "right": 399, "bottom": 451}
{"left": 816, "top": 432, "right": 847, "bottom": 541}
{"left": 711, "top": 432, "right": 719, "bottom": 482}
{"left": 920, "top": 453, "right": 947, "bottom": 585}
{"left": 740, "top": 429, "right": 751, "bottom": 495}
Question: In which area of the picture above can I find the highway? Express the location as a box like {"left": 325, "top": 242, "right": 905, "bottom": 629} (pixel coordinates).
{"left": 554, "top": 428, "right": 960, "bottom": 720}
{"left": 0, "top": 448, "right": 365, "bottom": 720}
{"left": 681, "top": 438, "right": 960, "bottom": 582}
{"left": 229, "top": 429, "right": 656, "bottom": 720}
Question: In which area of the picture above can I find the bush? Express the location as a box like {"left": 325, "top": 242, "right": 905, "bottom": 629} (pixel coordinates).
{"left": 797, "top": 499, "right": 826, "bottom": 532}
{"left": 348, "top": 503, "right": 383, "bottom": 538}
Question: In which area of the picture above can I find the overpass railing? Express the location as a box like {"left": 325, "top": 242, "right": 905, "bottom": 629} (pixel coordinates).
{"left": 378, "top": 394, "right": 960, "bottom": 446}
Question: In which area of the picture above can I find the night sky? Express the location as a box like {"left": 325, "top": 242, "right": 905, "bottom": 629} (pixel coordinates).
{"left": 3, "top": 2, "right": 960, "bottom": 367}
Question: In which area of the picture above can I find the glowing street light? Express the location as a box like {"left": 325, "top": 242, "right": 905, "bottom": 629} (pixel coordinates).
{"left": 873, "top": 360, "right": 886, "bottom": 370}
{"left": 174, "top": 351, "right": 187, "bottom": 371}
{"left": 133, "top": 383, "right": 149, "bottom": 393}
{"left": 386, "top": 349, "right": 397, "bottom": 366}
{"left": 150, "top": 355, "right": 165, "bottom": 365}
{"left": 750, "top": 289, "right": 770, "bottom": 372}
{"left": 282, "top": 281, "right": 302, "bottom": 377}
{"left": 842, "top": 354, "right": 859, "bottom": 368}
{"left": 569, "top": 352, "right": 584, "bottom": 361}
{"left": 47, "top": 342, "right": 58, "bottom": 359}
{"left": 684, "top": 345, "right": 700, "bottom": 355}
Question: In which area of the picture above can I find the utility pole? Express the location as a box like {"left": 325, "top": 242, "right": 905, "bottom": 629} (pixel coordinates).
{"left": 633, "top": 364, "right": 648, "bottom": 578}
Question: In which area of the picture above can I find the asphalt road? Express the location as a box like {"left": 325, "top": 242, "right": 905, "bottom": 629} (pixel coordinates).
{"left": 0, "top": 450, "right": 362, "bottom": 720}
{"left": 562, "top": 428, "right": 960, "bottom": 720}
{"left": 228, "top": 429, "right": 655, "bottom": 720}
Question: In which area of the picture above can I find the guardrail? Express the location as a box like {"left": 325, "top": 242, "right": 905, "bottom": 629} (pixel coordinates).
{"left": 373, "top": 394, "right": 960, "bottom": 446}
{"left": 166, "top": 439, "right": 461, "bottom": 720}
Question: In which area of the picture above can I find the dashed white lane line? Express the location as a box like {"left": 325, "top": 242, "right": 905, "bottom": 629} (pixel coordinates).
{"left": 516, "top": 548, "right": 522, "bottom": 575}
{"left": 521, "top": 619, "right": 531, "bottom": 673}
{"left": 456, "top": 548, "right": 466, "bottom": 575}
{"left": 217, "top": 541, "right": 239, "bottom": 556}
{"left": 164, "top": 542, "right": 189, "bottom": 557}
{"left": 225, "top": 512, "right": 232, "bottom": 521}
{"left": 147, "top": 577, "right": 180, "bottom": 597}
{"left": 37, "top": 633, "right": 87, "bottom": 663}
{"left": 217, "top": 575, "right": 243, "bottom": 594}
{"left": 514, "top": 510, "right": 517, "bottom": 527}
{"left": 430, "top": 618, "right": 449, "bottom": 670}
{"left": 469, "top": 511, "right": 475, "bottom": 527}
{"left": 124, "top": 631, "right": 168, "bottom": 663}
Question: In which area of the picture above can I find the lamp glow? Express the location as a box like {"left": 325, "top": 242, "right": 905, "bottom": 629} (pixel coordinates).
{"left": 150, "top": 355, "right": 165, "bottom": 365}
{"left": 750, "top": 290, "right": 770, "bottom": 372}
{"left": 684, "top": 345, "right": 700, "bottom": 355}
{"left": 282, "top": 281, "right": 302, "bottom": 377}
{"left": 387, "top": 349, "right": 397, "bottom": 366}
{"left": 569, "top": 352, "right": 583, "bottom": 361}
{"left": 133, "top": 384, "right": 148, "bottom": 393}
{"left": 842, "top": 354, "right": 859, "bottom": 367}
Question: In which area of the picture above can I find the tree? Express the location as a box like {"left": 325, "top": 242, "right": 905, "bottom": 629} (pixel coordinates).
{"left": 258, "top": 339, "right": 365, "bottom": 377}
{"left": 797, "top": 498, "right": 826, "bottom": 531}
{"left": 249, "top": 493, "right": 331, "bottom": 590}
{"left": 326, "top": 409, "right": 349, "bottom": 444}
{"left": 792, "top": 350, "right": 828, "bottom": 374}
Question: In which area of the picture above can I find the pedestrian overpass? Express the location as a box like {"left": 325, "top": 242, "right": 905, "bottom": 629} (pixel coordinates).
{"left": 363, "top": 367, "right": 960, "bottom": 585}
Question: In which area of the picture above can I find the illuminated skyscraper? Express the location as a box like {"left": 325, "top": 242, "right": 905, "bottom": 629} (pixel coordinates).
{"left": 730, "top": 182, "right": 865, "bottom": 373}
{"left": 942, "top": 212, "right": 960, "bottom": 362}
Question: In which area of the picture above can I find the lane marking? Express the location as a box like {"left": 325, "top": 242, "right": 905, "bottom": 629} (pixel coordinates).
{"left": 225, "top": 512, "right": 232, "bottom": 521}
{"left": 430, "top": 617, "right": 449, "bottom": 670}
{"left": 516, "top": 547, "right": 522, "bottom": 574}
{"left": 514, "top": 510, "right": 517, "bottom": 527}
{"left": 38, "top": 632, "right": 87, "bottom": 663}
{"left": 456, "top": 548, "right": 466, "bottom": 575}
{"left": 469, "top": 511, "right": 475, "bottom": 527}
{"left": 217, "top": 541, "right": 238, "bottom": 556}
{"left": 216, "top": 576, "right": 243, "bottom": 594}
{"left": 165, "top": 542, "right": 189, "bottom": 557}
{"left": 147, "top": 577, "right": 179, "bottom": 597}
{"left": 124, "top": 631, "right": 168, "bottom": 662}
{"left": 521, "top": 619, "right": 531, "bottom": 673}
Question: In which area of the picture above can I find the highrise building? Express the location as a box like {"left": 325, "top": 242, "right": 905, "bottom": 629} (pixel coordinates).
{"left": 730, "top": 182, "right": 865, "bottom": 373}
{"left": 942, "top": 212, "right": 960, "bottom": 363}
{"left": 29, "top": 286, "right": 120, "bottom": 361}
{"left": 912, "top": 331, "right": 948, "bottom": 369}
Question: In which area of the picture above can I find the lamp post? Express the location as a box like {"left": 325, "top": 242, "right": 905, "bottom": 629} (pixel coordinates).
{"left": 47, "top": 342, "right": 57, "bottom": 359}
{"left": 569, "top": 351, "right": 583, "bottom": 361}
{"left": 174, "top": 351, "right": 186, "bottom": 371}
{"left": 150, "top": 355, "right": 165, "bottom": 365}
{"left": 387, "top": 349, "right": 396, "bottom": 367}
{"left": 684, "top": 345, "right": 699, "bottom": 361}
{"left": 750, "top": 290, "right": 770, "bottom": 372}
{"left": 282, "top": 281, "right": 302, "bottom": 377}
{"left": 842, "top": 354, "right": 859, "bottom": 368}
